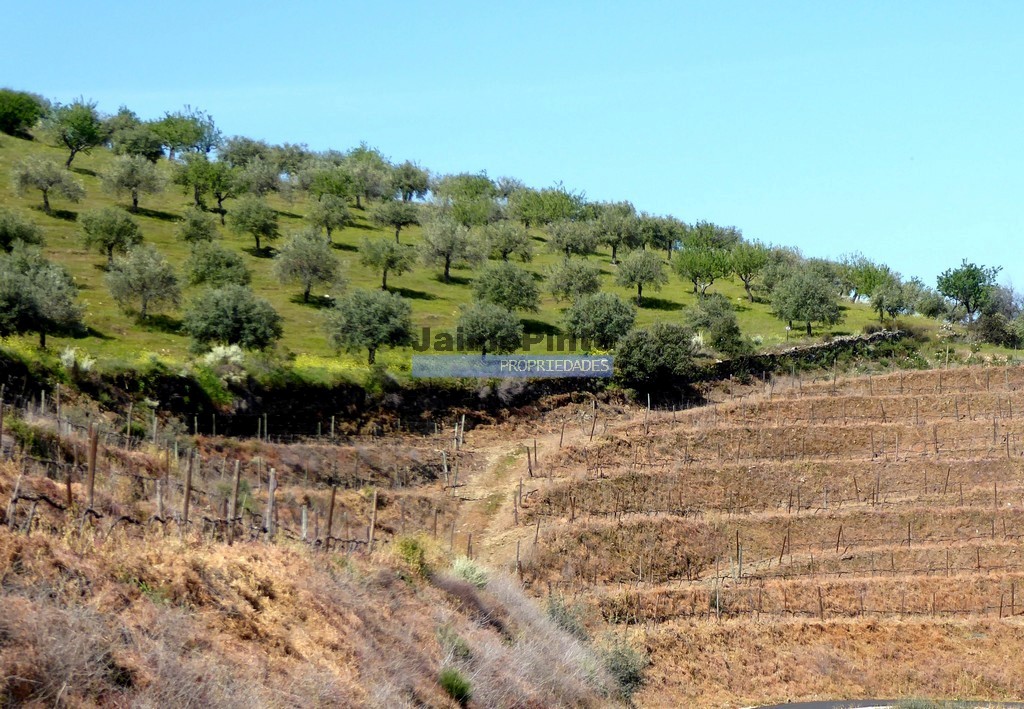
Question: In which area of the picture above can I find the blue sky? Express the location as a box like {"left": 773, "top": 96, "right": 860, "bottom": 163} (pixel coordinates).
{"left": 4, "top": 1, "right": 1022, "bottom": 287}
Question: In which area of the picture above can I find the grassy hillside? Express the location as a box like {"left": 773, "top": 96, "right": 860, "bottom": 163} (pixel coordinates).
{"left": 0, "top": 131, "right": 905, "bottom": 378}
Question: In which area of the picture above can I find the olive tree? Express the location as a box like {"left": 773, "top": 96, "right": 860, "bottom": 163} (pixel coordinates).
{"left": 484, "top": 220, "right": 533, "bottom": 262}
{"left": 0, "top": 89, "right": 45, "bottom": 136}
{"left": 730, "top": 241, "right": 770, "bottom": 302}
{"left": 185, "top": 242, "right": 251, "bottom": 287}
{"left": 325, "top": 288, "right": 414, "bottom": 364}
{"left": 0, "top": 245, "right": 83, "bottom": 348}
{"left": 102, "top": 155, "right": 163, "bottom": 212}
{"left": 563, "top": 292, "right": 636, "bottom": 349}
{"left": 0, "top": 209, "right": 43, "bottom": 252}
{"left": 306, "top": 194, "right": 352, "bottom": 241}
{"left": 359, "top": 237, "right": 416, "bottom": 290}
{"left": 937, "top": 260, "right": 1001, "bottom": 321}
{"left": 105, "top": 245, "right": 181, "bottom": 320}
{"left": 46, "top": 98, "right": 109, "bottom": 168}
{"left": 420, "top": 217, "right": 484, "bottom": 282}
{"left": 548, "top": 258, "right": 601, "bottom": 302}
{"left": 673, "top": 247, "right": 731, "bottom": 296}
{"left": 183, "top": 285, "right": 282, "bottom": 350}
{"left": 615, "top": 249, "right": 667, "bottom": 306}
{"left": 772, "top": 268, "right": 844, "bottom": 335}
{"left": 457, "top": 302, "right": 523, "bottom": 356}
{"left": 80, "top": 207, "right": 143, "bottom": 266}
{"left": 176, "top": 207, "right": 219, "bottom": 244}
{"left": 472, "top": 261, "right": 540, "bottom": 312}
{"left": 614, "top": 323, "right": 698, "bottom": 392}
{"left": 273, "top": 229, "right": 341, "bottom": 302}
{"left": 372, "top": 200, "right": 420, "bottom": 243}
{"left": 391, "top": 160, "right": 430, "bottom": 201}
{"left": 11, "top": 156, "right": 85, "bottom": 214}
{"left": 547, "top": 219, "right": 598, "bottom": 258}
{"left": 229, "top": 195, "right": 279, "bottom": 252}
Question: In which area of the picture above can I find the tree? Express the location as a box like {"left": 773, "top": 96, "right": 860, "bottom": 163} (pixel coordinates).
{"left": 592, "top": 201, "right": 640, "bottom": 263}
{"left": 46, "top": 99, "right": 109, "bottom": 168}
{"left": 182, "top": 285, "right": 282, "bottom": 350}
{"left": 507, "top": 184, "right": 586, "bottom": 227}
{"left": 682, "top": 221, "right": 742, "bottom": 251}
{"left": 325, "top": 288, "right": 413, "bottom": 364}
{"left": 870, "top": 277, "right": 910, "bottom": 323}
{"left": 0, "top": 245, "right": 83, "bottom": 348}
{"left": 730, "top": 241, "right": 770, "bottom": 302}
{"left": 273, "top": 229, "right": 341, "bottom": 302}
{"left": 234, "top": 157, "right": 280, "bottom": 197}
{"left": 105, "top": 245, "right": 181, "bottom": 320}
{"left": 102, "top": 155, "right": 163, "bottom": 212}
{"left": 614, "top": 323, "right": 697, "bottom": 391}
{"left": 306, "top": 194, "right": 352, "bottom": 242}
{"left": 563, "top": 292, "right": 636, "bottom": 349}
{"left": 457, "top": 302, "right": 523, "bottom": 356}
{"left": 305, "top": 165, "right": 355, "bottom": 202}
{"left": 152, "top": 105, "right": 221, "bottom": 158}
{"left": 839, "top": 252, "right": 891, "bottom": 302}
{"left": 484, "top": 220, "right": 533, "bottom": 262}
{"left": 173, "top": 152, "right": 214, "bottom": 208}
{"left": 391, "top": 160, "right": 430, "bottom": 201}
{"left": 11, "top": 156, "right": 85, "bottom": 214}
{"left": 687, "top": 293, "right": 749, "bottom": 356}
{"left": 359, "top": 237, "right": 416, "bottom": 290}
{"left": 206, "top": 160, "right": 242, "bottom": 223}
{"left": 229, "top": 195, "right": 279, "bottom": 252}
{"left": 0, "top": 209, "right": 43, "bottom": 252}
{"left": 472, "top": 261, "right": 540, "bottom": 312}
{"left": 616, "top": 249, "right": 667, "bottom": 306}
{"left": 0, "top": 89, "right": 45, "bottom": 136}
{"left": 548, "top": 258, "right": 601, "bottom": 302}
{"left": 937, "top": 260, "right": 1001, "bottom": 321}
{"left": 432, "top": 172, "right": 499, "bottom": 227}
{"left": 176, "top": 207, "right": 219, "bottom": 244}
{"left": 420, "top": 217, "right": 484, "bottom": 282}
{"left": 110, "top": 121, "right": 165, "bottom": 163}
{"left": 547, "top": 219, "right": 598, "bottom": 258}
{"left": 185, "top": 242, "right": 251, "bottom": 287}
{"left": 345, "top": 143, "right": 393, "bottom": 208}
{"left": 673, "top": 248, "right": 731, "bottom": 296}
{"left": 772, "top": 268, "right": 843, "bottom": 335}
{"left": 372, "top": 200, "right": 420, "bottom": 243}
{"left": 80, "top": 207, "right": 143, "bottom": 267}
{"left": 219, "top": 136, "right": 271, "bottom": 168}
{"left": 638, "top": 214, "right": 686, "bottom": 260}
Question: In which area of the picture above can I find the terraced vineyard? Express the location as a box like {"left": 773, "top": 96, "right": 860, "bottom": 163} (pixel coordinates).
{"left": 496, "top": 365, "right": 1024, "bottom": 705}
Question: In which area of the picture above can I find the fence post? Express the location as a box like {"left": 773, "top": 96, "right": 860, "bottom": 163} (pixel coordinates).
{"left": 301, "top": 504, "right": 308, "bottom": 542}
{"left": 87, "top": 425, "right": 98, "bottom": 511}
{"left": 181, "top": 451, "right": 193, "bottom": 536}
{"left": 368, "top": 488, "right": 378, "bottom": 552}
{"left": 265, "top": 468, "right": 277, "bottom": 539}
{"left": 326, "top": 486, "right": 337, "bottom": 547}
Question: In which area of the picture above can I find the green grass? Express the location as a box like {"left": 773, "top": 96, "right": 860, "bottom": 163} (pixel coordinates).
{"left": 0, "top": 130, "right": 935, "bottom": 378}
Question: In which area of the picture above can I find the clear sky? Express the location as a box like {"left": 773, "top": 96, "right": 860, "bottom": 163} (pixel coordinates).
{"left": 4, "top": 1, "right": 1022, "bottom": 287}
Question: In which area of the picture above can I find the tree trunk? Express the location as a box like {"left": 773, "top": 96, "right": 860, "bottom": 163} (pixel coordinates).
{"left": 611, "top": 244, "right": 618, "bottom": 264}
{"left": 637, "top": 284, "right": 643, "bottom": 306}
{"left": 382, "top": 270, "right": 388, "bottom": 290}
{"left": 193, "top": 185, "right": 202, "bottom": 208}
{"left": 41, "top": 189, "right": 51, "bottom": 215}
{"left": 140, "top": 298, "right": 148, "bottom": 320}
{"left": 394, "top": 227, "right": 401, "bottom": 244}
{"left": 806, "top": 321, "right": 812, "bottom": 336}
{"left": 326, "top": 225, "right": 333, "bottom": 243}
{"left": 745, "top": 281, "right": 754, "bottom": 302}
{"left": 303, "top": 284, "right": 311, "bottom": 303}
{"left": 355, "top": 195, "right": 363, "bottom": 210}
{"left": 107, "top": 247, "right": 115, "bottom": 268}
{"left": 368, "top": 347, "right": 376, "bottom": 365}
{"left": 131, "top": 190, "right": 139, "bottom": 213}
{"left": 64, "top": 149, "right": 76, "bottom": 169}
{"left": 255, "top": 235, "right": 262, "bottom": 252}
{"left": 38, "top": 330, "right": 46, "bottom": 349}
{"left": 443, "top": 257, "right": 452, "bottom": 282}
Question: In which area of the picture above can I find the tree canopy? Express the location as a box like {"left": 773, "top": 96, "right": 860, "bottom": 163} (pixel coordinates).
{"left": 80, "top": 207, "right": 143, "bottom": 266}
{"left": 457, "top": 302, "right": 523, "bottom": 356}
{"left": 102, "top": 155, "right": 163, "bottom": 212}
{"left": 11, "top": 156, "right": 85, "bottom": 214}
{"left": 0, "top": 245, "right": 83, "bottom": 348}
{"left": 359, "top": 237, "right": 416, "bottom": 291}
{"left": 325, "top": 288, "right": 413, "bottom": 364}
{"left": 0, "top": 209, "right": 44, "bottom": 252}
{"left": 46, "top": 98, "right": 109, "bottom": 168}
{"left": 185, "top": 242, "right": 251, "bottom": 287}
{"left": 372, "top": 200, "right": 420, "bottom": 243}
{"left": 562, "top": 292, "right": 636, "bottom": 350}
{"left": 105, "top": 245, "right": 181, "bottom": 320}
{"left": 936, "top": 260, "right": 1001, "bottom": 321}
{"left": 472, "top": 261, "right": 540, "bottom": 312}
{"left": 182, "top": 285, "right": 282, "bottom": 350}
{"left": 229, "top": 195, "right": 279, "bottom": 252}
{"left": 615, "top": 249, "right": 667, "bottom": 306}
{"left": 420, "top": 217, "right": 483, "bottom": 282}
{"left": 273, "top": 229, "right": 341, "bottom": 302}
{"left": 772, "top": 268, "right": 844, "bottom": 335}
{"left": 0, "top": 89, "right": 45, "bottom": 136}
{"left": 547, "top": 258, "right": 601, "bottom": 302}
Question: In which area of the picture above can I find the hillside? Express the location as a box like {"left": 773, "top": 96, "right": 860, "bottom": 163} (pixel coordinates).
{"left": 4, "top": 362, "right": 1024, "bottom": 706}
{"left": 0, "top": 129, "right": 902, "bottom": 380}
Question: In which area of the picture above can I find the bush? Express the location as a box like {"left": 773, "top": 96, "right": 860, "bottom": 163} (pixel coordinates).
{"left": 614, "top": 322, "right": 698, "bottom": 392}
{"left": 600, "top": 639, "right": 650, "bottom": 699}
{"left": 546, "top": 595, "right": 589, "bottom": 641}
{"left": 438, "top": 667, "right": 472, "bottom": 706}
{"left": 451, "top": 556, "right": 488, "bottom": 588}
{"left": 393, "top": 535, "right": 430, "bottom": 578}
{"left": 0, "top": 89, "right": 45, "bottom": 136}
{"left": 686, "top": 292, "right": 750, "bottom": 356}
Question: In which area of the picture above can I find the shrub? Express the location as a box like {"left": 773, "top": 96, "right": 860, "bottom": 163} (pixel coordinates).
{"left": 393, "top": 534, "right": 430, "bottom": 578}
{"left": 546, "top": 595, "right": 589, "bottom": 641}
{"left": 438, "top": 667, "right": 472, "bottom": 706}
{"left": 451, "top": 556, "right": 488, "bottom": 588}
{"left": 600, "top": 639, "right": 650, "bottom": 699}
